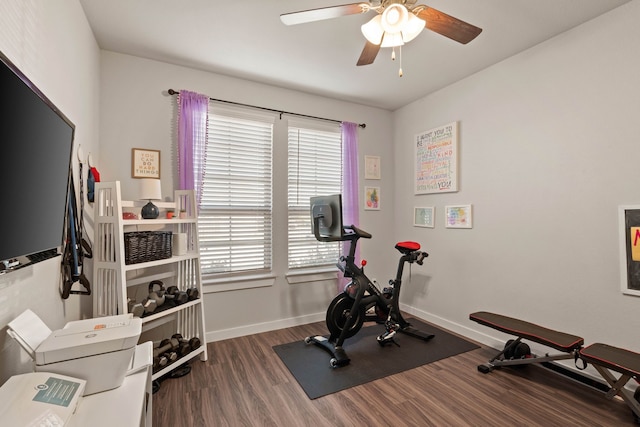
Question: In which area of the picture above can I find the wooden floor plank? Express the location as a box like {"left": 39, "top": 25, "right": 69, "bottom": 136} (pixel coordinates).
{"left": 152, "top": 320, "right": 637, "bottom": 426}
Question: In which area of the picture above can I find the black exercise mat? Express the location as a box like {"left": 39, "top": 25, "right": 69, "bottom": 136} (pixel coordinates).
{"left": 273, "top": 318, "right": 479, "bottom": 399}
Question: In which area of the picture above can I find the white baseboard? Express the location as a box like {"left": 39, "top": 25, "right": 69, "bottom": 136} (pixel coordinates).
{"left": 205, "top": 312, "right": 324, "bottom": 342}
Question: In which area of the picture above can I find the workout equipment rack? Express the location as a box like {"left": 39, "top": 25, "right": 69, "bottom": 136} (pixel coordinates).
{"left": 92, "top": 181, "right": 207, "bottom": 384}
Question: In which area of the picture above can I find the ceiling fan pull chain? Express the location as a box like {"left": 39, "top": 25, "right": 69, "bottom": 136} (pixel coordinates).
{"left": 399, "top": 46, "right": 403, "bottom": 77}
{"left": 391, "top": 46, "right": 396, "bottom": 61}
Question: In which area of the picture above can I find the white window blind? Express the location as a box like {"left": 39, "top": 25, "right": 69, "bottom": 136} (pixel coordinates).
{"left": 199, "top": 107, "right": 274, "bottom": 275}
{"left": 287, "top": 122, "right": 342, "bottom": 269}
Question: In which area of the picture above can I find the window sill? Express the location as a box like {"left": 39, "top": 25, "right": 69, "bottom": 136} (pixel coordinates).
{"left": 286, "top": 267, "right": 338, "bottom": 285}
{"left": 202, "top": 273, "right": 275, "bottom": 293}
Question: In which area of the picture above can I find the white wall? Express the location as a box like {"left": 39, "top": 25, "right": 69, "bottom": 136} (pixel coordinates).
{"left": 0, "top": 0, "right": 100, "bottom": 383}
{"left": 97, "top": 51, "right": 394, "bottom": 340}
{"left": 393, "top": 0, "right": 640, "bottom": 364}
{"left": 3, "top": 0, "right": 637, "bottom": 387}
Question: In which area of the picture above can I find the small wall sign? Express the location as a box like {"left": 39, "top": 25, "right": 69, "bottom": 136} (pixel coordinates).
{"left": 132, "top": 148, "right": 160, "bottom": 179}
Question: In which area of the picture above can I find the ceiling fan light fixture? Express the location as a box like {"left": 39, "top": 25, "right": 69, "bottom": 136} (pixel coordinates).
{"left": 401, "top": 13, "right": 426, "bottom": 43}
{"left": 361, "top": 14, "right": 384, "bottom": 45}
{"left": 380, "top": 4, "right": 408, "bottom": 33}
{"left": 380, "top": 32, "right": 404, "bottom": 48}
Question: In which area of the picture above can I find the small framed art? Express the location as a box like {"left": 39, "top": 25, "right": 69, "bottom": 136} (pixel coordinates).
{"left": 414, "top": 207, "right": 435, "bottom": 228}
{"left": 132, "top": 148, "right": 161, "bottom": 179}
{"left": 364, "top": 186, "right": 380, "bottom": 210}
{"left": 445, "top": 204, "right": 472, "bottom": 229}
{"left": 365, "top": 155, "right": 381, "bottom": 180}
{"left": 619, "top": 205, "right": 640, "bottom": 296}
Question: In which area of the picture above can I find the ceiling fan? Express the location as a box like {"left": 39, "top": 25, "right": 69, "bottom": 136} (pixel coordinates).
{"left": 280, "top": 1, "right": 482, "bottom": 68}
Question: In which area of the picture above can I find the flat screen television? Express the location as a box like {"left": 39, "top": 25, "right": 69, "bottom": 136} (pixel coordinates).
{"left": 0, "top": 50, "right": 74, "bottom": 273}
{"left": 310, "top": 194, "right": 344, "bottom": 240}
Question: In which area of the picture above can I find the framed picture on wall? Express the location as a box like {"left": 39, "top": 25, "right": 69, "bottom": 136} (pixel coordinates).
{"left": 365, "top": 155, "right": 381, "bottom": 180}
{"left": 445, "top": 204, "right": 472, "bottom": 228}
{"left": 415, "top": 122, "right": 458, "bottom": 194}
{"left": 132, "top": 148, "right": 161, "bottom": 179}
{"left": 364, "top": 186, "right": 380, "bottom": 210}
{"left": 619, "top": 205, "right": 640, "bottom": 296}
{"left": 414, "top": 207, "right": 435, "bottom": 228}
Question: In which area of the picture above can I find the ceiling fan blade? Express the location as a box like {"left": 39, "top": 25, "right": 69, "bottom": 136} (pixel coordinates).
{"left": 416, "top": 7, "right": 482, "bottom": 44}
{"left": 356, "top": 41, "right": 381, "bottom": 66}
{"left": 281, "top": 3, "right": 370, "bottom": 26}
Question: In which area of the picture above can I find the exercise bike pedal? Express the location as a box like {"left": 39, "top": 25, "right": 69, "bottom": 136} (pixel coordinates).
{"left": 377, "top": 330, "right": 400, "bottom": 347}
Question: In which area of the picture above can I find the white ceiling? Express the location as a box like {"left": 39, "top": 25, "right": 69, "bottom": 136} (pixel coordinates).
{"left": 79, "top": 0, "right": 630, "bottom": 111}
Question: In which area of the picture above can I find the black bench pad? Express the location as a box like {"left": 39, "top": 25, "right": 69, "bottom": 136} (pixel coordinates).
{"left": 580, "top": 343, "right": 640, "bottom": 379}
{"left": 470, "top": 311, "right": 584, "bottom": 353}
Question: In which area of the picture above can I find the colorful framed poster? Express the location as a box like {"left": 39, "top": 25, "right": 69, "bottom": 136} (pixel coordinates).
{"left": 365, "top": 155, "right": 381, "bottom": 180}
{"left": 415, "top": 121, "right": 458, "bottom": 194}
{"left": 132, "top": 148, "right": 161, "bottom": 179}
{"left": 414, "top": 207, "right": 435, "bottom": 228}
{"left": 445, "top": 204, "right": 472, "bottom": 229}
{"left": 364, "top": 186, "right": 380, "bottom": 210}
{"left": 619, "top": 205, "right": 640, "bottom": 296}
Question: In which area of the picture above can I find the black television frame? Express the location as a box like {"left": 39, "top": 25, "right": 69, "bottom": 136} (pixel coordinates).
{"left": 0, "top": 50, "right": 74, "bottom": 273}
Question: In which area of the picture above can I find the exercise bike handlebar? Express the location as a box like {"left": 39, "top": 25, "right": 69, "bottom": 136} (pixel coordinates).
{"left": 312, "top": 218, "right": 372, "bottom": 243}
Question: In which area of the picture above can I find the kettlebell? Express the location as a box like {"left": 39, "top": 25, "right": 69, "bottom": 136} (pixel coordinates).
{"left": 148, "top": 280, "right": 166, "bottom": 306}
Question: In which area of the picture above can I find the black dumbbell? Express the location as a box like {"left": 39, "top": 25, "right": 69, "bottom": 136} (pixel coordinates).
{"left": 165, "top": 285, "right": 189, "bottom": 305}
{"left": 152, "top": 338, "right": 177, "bottom": 370}
{"left": 153, "top": 337, "right": 179, "bottom": 357}
{"left": 171, "top": 334, "right": 192, "bottom": 357}
{"left": 153, "top": 354, "right": 168, "bottom": 371}
{"left": 172, "top": 333, "right": 202, "bottom": 355}
{"left": 153, "top": 337, "right": 180, "bottom": 369}
{"left": 186, "top": 287, "right": 199, "bottom": 301}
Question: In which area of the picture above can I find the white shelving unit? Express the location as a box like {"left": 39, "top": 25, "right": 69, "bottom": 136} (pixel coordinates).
{"left": 92, "top": 181, "right": 207, "bottom": 381}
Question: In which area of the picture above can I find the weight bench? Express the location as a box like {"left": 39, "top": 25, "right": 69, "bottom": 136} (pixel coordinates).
{"left": 580, "top": 343, "right": 640, "bottom": 420}
{"left": 470, "top": 311, "right": 640, "bottom": 421}
{"left": 469, "top": 311, "right": 584, "bottom": 373}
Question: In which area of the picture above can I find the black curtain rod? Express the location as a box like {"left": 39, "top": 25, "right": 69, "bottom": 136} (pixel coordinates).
{"left": 168, "top": 89, "right": 365, "bottom": 128}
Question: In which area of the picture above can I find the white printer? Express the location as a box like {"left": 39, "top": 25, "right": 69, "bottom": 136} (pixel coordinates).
{"left": 8, "top": 309, "right": 142, "bottom": 395}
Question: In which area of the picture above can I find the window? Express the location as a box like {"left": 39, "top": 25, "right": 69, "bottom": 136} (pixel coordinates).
{"left": 198, "top": 106, "right": 274, "bottom": 275}
{"left": 287, "top": 121, "right": 342, "bottom": 269}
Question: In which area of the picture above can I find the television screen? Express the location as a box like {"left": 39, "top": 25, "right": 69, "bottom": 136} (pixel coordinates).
{"left": 310, "top": 194, "right": 344, "bottom": 240}
{"left": 0, "top": 50, "right": 74, "bottom": 272}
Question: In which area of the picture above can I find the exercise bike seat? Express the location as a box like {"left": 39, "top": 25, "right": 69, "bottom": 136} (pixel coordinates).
{"left": 395, "top": 241, "right": 420, "bottom": 254}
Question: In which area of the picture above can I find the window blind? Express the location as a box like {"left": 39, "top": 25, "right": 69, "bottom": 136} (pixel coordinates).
{"left": 287, "top": 123, "right": 342, "bottom": 269}
{"left": 199, "top": 108, "right": 274, "bottom": 275}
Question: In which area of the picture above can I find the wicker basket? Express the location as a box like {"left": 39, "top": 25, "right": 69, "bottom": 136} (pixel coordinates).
{"left": 124, "top": 231, "right": 172, "bottom": 265}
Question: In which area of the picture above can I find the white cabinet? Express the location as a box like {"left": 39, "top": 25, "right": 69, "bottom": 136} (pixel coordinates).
{"left": 68, "top": 342, "right": 153, "bottom": 427}
{"left": 92, "top": 181, "right": 207, "bottom": 382}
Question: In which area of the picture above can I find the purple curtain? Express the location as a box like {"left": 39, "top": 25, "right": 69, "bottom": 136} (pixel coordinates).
{"left": 340, "top": 121, "right": 360, "bottom": 292}
{"left": 177, "top": 90, "right": 209, "bottom": 208}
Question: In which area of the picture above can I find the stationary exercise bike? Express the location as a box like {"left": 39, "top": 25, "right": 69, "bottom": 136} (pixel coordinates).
{"left": 306, "top": 195, "right": 434, "bottom": 368}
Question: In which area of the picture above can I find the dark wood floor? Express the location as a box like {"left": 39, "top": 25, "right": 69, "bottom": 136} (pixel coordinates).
{"left": 153, "top": 320, "right": 637, "bottom": 426}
